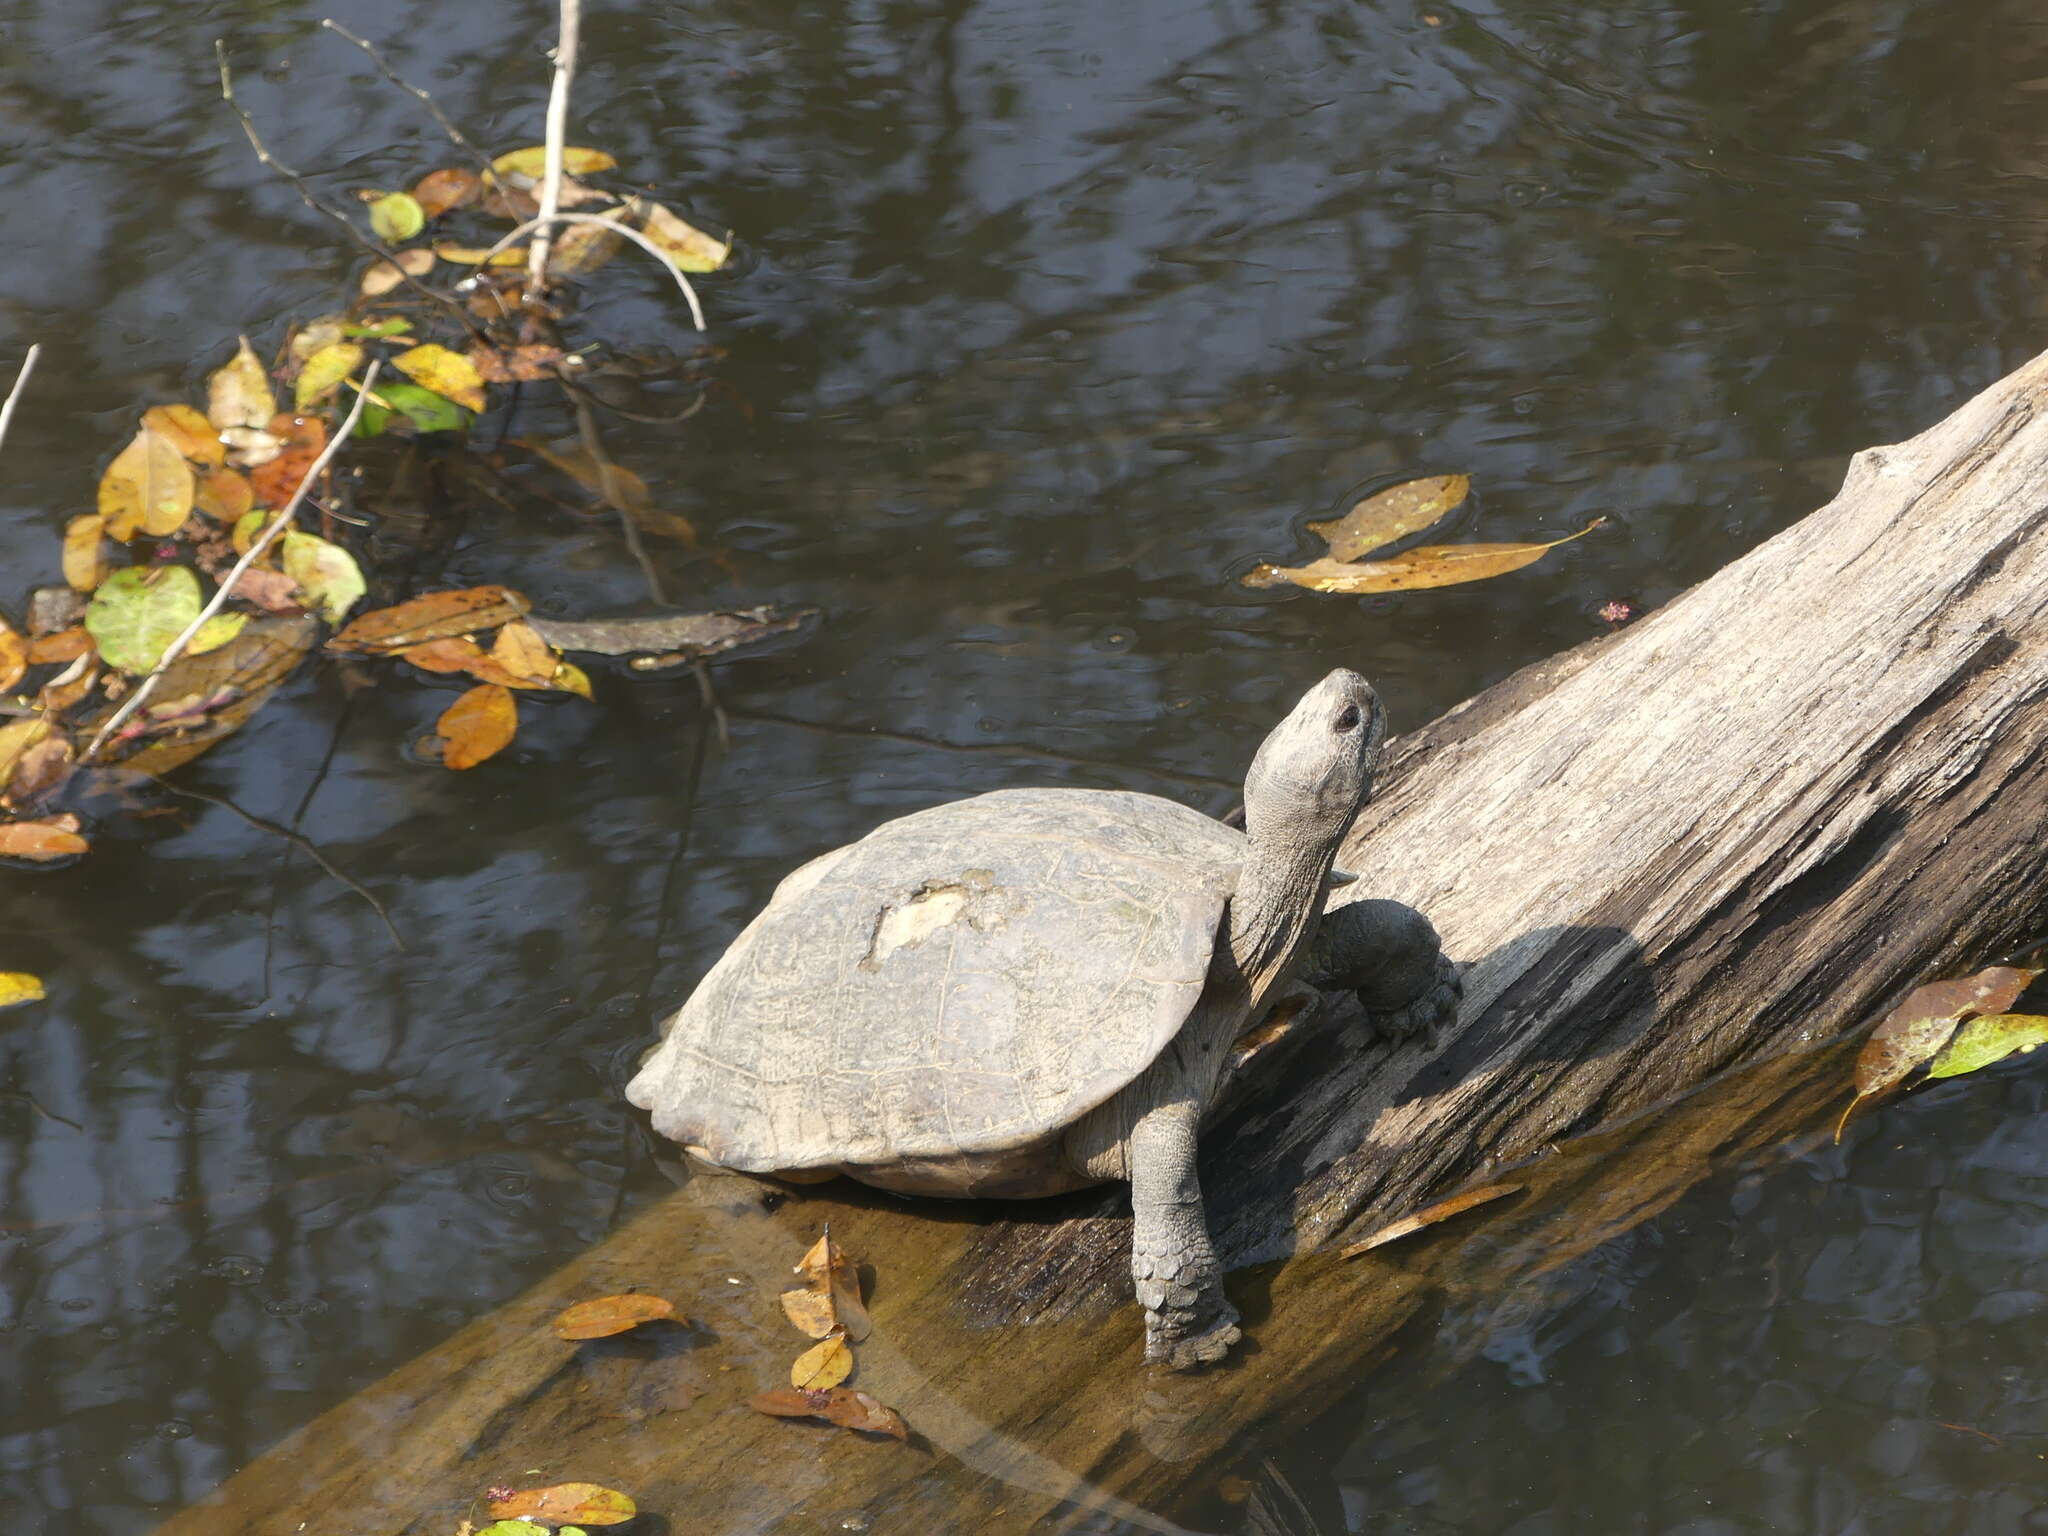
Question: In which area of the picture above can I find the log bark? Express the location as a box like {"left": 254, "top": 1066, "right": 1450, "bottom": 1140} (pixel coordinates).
{"left": 156, "top": 347, "right": 2048, "bottom": 1536}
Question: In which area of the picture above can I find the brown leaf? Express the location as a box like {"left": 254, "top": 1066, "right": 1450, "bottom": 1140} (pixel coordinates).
{"left": 749, "top": 1386, "right": 908, "bottom": 1441}
{"left": 27, "top": 628, "right": 91, "bottom": 665}
{"left": 195, "top": 468, "right": 255, "bottom": 523}
{"left": 28, "top": 588, "right": 85, "bottom": 637}
{"left": 513, "top": 438, "right": 695, "bottom": 540}
{"left": 779, "top": 1289, "right": 839, "bottom": 1340}
{"left": 95, "top": 615, "right": 319, "bottom": 774}
{"left": 248, "top": 415, "right": 328, "bottom": 510}
{"left": 0, "top": 614, "right": 24, "bottom": 691}
{"left": 1245, "top": 518, "right": 1605, "bottom": 594}
{"left": 548, "top": 207, "right": 629, "bottom": 277}
{"left": 234, "top": 568, "right": 305, "bottom": 614}
{"left": 0, "top": 814, "right": 89, "bottom": 861}
{"left": 489, "top": 619, "right": 559, "bottom": 687}
{"left": 531, "top": 605, "right": 811, "bottom": 666}
{"left": 206, "top": 336, "right": 277, "bottom": 431}
{"left": 1306, "top": 474, "right": 1470, "bottom": 562}
{"left": 4, "top": 735, "right": 75, "bottom": 811}
{"left": 0, "top": 717, "right": 53, "bottom": 791}
{"left": 61, "top": 515, "right": 113, "bottom": 592}
{"left": 550, "top": 1293, "right": 680, "bottom": 1340}
{"left": 791, "top": 1333, "right": 854, "bottom": 1390}
{"left": 1338, "top": 1183, "right": 1524, "bottom": 1257}
{"left": 141, "top": 403, "right": 226, "bottom": 467}
{"left": 394, "top": 637, "right": 549, "bottom": 690}
{"left": 328, "top": 586, "right": 533, "bottom": 653}
{"left": 467, "top": 344, "right": 565, "bottom": 383}
{"left": 411, "top": 166, "right": 482, "bottom": 219}
{"left": 436, "top": 683, "right": 517, "bottom": 770}
{"left": 35, "top": 653, "right": 97, "bottom": 717}
{"left": 99, "top": 428, "right": 195, "bottom": 540}
{"left": 483, "top": 1482, "right": 636, "bottom": 1526}
{"left": 784, "top": 1230, "right": 872, "bottom": 1343}
{"left": 359, "top": 247, "right": 436, "bottom": 298}
{"left": 1837, "top": 965, "right": 2039, "bottom": 1140}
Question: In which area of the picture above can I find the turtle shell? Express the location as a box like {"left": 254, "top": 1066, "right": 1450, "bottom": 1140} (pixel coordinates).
{"left": 626, "top": 787, "right": 1242, "bottom": 1175}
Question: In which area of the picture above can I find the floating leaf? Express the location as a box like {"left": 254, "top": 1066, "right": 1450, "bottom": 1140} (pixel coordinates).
{"left": 548, "top": 210, "right": 628, "bottom": 278}
{"left": 294, "top": 342, "right": 364, "bottom": 410}
{"left": 249, "top": 415, "right": 330, "bottom": 510}
{"left": 141, "top": 403, "right": 226, "bottom": 467}
{"left": 484, "top": 1483, "right": 635, "bottom": 1526}
{"left": 188, "top": 612, "right": 248, "bottom": 656}
{"left": 432, "top": 242, "right": 527, "bottom": 267}
{"left": 1307, "top": 474, "right": 1470, "bottom": 562}
{"left": 476, "top": 1525, "right": 551, "bottom": 1536}
{"left": 220, "top": 425, "right": 283, "bottom": 469}
{"left": 99, "top": 428, "right": 195, "bottom": 540}
{"left": 392, "top": 343, "right": 486, "bottom": 413}
{"left": 0, "top": 615, "right": 24, "bottom": 691}
{"left": 1837, "top": 965, "right": 2038, "bottom": 1140}
{"left": 1338, "top": 1183, "right": 1524, "bottom": 1257}
{"left": 782, "top": 1230, "right": 872, "bottom": 1343}
{"left": 490, "top": 619, "right": 559, "bottom": 687}
{"left": 1927, "top": 1014, "right": 2048, "bottom": 1080}
{"left": 641, "top": 201, "right": 731, "bottom": 272}
{"left": 467, "top": 345, "right": 564, "bottom": 383}
{"left": 329, "top": 586, "right": 532, "bottom": 653}
{"left": 0, "top": 718, "right": 52, "bottom": 789}
{"left": 551, "top": 662, "right": 592, "bottom": 699}
{"left": 206, "top": 336, "right": 276, "bottom": 432}
{"left": 195, "top": 468, "right": 254, "bottom": 523}
{"left": 0, "top": 815, "right": 89, "bottom": 862}
{"left": 358, "top": 247, "right": 435, "bottom": 297}
{"left": 0, "top": 974, "right": 44, "bottom": 1010}
{"left": 342, "top": 317, "right": 413, "bottom": 340}
{"left": 280, "top": 532, "right": 365, "bottom": 625}
{"left": 551, "top": 1293, "right": 680, "bottom": 1340}
{"left": 28, "top": 588, "right": 86, "bottom": 637}
{"left": 108, "top": 616, "right": 318, "bottom": 774}
{"left": 531, "top": 606, "right": 810, "bottom": 666}
{"left": 436, "top": 683, "right": 517, "bottom": 770}
{"left": 85, "top": 565, "right": 201, "bottom": 675}
{"left": 411, "top": 167, "right": 481, "bottom": 218}
{"left": 516, "top": 437, "right": 651, "bottom": 516}
{"left": 749, "top": 1386, "right": 909, "bottom": 1441}
{"left": 368, "top": 381, "right": 467, "bottom": 435}
{"left": 26, "top": 628, "right": 90, "bottom": 665}
{"left": 287, "top": 315, "right": 349, "bottom": 367}
{"left": 34, "top": 657, "right": 96, "bottom": 719}
{"left": 235, "top": 568, "right": 304, "bottom": 613}
{"left": 1245, "top": 518, "right": 1605, "bottom": 594}
{"left": 367, "top": 191, "right": 425, "bottom": 244}
{"left": 491, "top": 145, "right": 618, "bottom": 178}
{"left": 791, "top": 1334, "right": 854, "bottom": 1391}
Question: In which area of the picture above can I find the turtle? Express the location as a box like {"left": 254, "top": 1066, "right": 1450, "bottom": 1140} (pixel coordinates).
{"left": 626, "top": 668, "right": 1458, "bottom": 1368}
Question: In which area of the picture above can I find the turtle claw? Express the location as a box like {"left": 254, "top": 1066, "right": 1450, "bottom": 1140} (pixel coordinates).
{"left": 1363, "top": 954, "right": 1461, "bottom": 1048}
{"left": 1145, "top": 1301, "right": 1241, "bottom": 1371}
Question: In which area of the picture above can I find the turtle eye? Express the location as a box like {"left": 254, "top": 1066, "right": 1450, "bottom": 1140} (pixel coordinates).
{"left": 1334, "top": 703, "right": 1362, "bottom": 733}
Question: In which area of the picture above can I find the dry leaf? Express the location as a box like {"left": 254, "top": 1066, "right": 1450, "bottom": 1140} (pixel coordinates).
{"left": 328, "top": 586, "right": 533, "bottom": 653}
{"left": 640, "top": 201, "right": 732, "bottom": 272}
{"left": 0, "top": 815, "right": 89, "bottom": 861}
{"left": 0, "top": 717, "right": 52, "bottom": 789}
{"left": 490, "top": 145, "right": 618, "bottom": 178}
{"left": 5, "top": 733, "right": 75, "bottom": 809}
{"left": 436, "top": 683, "right": 517, "bottom": 770}
{"left": 99, "top": 428, "right": 195, "bottom": 540}
{"left": 1306, "top": 474, "right": 1470, "bottom": 562}
{"left": 96, "top": 615, "right": 318, "bottom": 773}
{"left": 1338, "top": 1183, "right": 1524, "bottom": 1257}
{"left": 392, "top": 343, "right": 486, "bottom": 414}
{"left": 0, "top": 615, "right": 24, "bottom": 691}
{"left": 207, "top": 336, "right": 276, "bottom": 431}
{"left": 412, "top": 166, "right": 482, "bottom": 218}
{"left": 551, "top": 1293, "right": 681, "bottom": 1340}
{"left": 294, "top": 341, "right": 364, "bottom": 409}
{"left": 532, "top": 606, "right": 810, "bottom": 665}
{"left": 1836, "top": 965, "right": 2039, "bottom": 1139}
{"left": 359, "top": 247, "right": 436, "bottom": 297}
{"left": 235, "top": 568, "right": 305, "bottom": 613}
{"left": 749, "top": 1386, "right": 909, "bottom": 1441}
{"left": 35, "top": 654, "right": 97, "bottom": 717}
{"left": 791, "top": 1334, "right": 854, "bottom": 1391}
{"left": 548, "top": 208, "right": 629, "bottom": 278}
{"left": 483, "top": 1482, "right": 636, "bottom": 1526}
{"left": 1245, "top": 518, "right": 1605, "bottom": 594}
{"left": 489, "top": 620, "right": 559, "bottom": 686}
{"left": 783, "top": 1230, "right": 872, "bottom": 1343}
{"left": 467, "top": 345, "right": 565, "bottom": 383}
{"left": 433, "top": 242, "right": 528, "bottom": 267}
{"left": 27, "top": 628, "right": 91, "bottom": 665}
{"left": 220, "top": 426, "right": 283, "bottom": 469}
{"left": 195, "top": 468, "right": 255, "bottom": 523}
{"left": 141, "top": 403, "right": 226, "bottom": 467}
{"left": 248, "top": 415, "right": 329, "bottom": 509}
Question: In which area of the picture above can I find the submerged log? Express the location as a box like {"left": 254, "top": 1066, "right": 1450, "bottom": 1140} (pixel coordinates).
{"left": 158, "top": 348, "right": 2048, "bottom": 1535}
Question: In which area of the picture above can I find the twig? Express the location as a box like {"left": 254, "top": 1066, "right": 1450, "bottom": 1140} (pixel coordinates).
{"left": 566, "top": 387, "right": 665, "bottom": 603}
{"left": 318, "top": 20, "right": 498, "bottom": 181}
{"left": 152, "top": 779, "right": 405, "bottom": 952}
{"left": 83, "top": 362, "right": 383, "bottom": 764}
{"left": 482, "top": 211, "right": 706, "bottom": 332}
{"left": 215, "top": 41, "right": 490, "bottom": 344}
{"left": 0, "top": 344, "right": 40, "bottom": 461}
{"left": 527, "top": 0, "right": 582, "bottom": 291}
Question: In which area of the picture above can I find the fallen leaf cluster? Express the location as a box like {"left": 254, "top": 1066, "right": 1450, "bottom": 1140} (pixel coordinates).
{"left": 748, "top": 1230, "right": 908, "bottom": 1441}
{"left": 479, "top": 1480, "right": 635, "bottom": 1528}
{"left": 1242, "top": 474, "right": 1604, "bottom": 595}
{"left": 1837, "top": 964, "right": 2047, "bottom": 1139}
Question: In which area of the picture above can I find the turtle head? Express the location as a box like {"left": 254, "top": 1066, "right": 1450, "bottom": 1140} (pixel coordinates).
{"left": 1241, "top": 669, "right": 1386, "bottom": 852}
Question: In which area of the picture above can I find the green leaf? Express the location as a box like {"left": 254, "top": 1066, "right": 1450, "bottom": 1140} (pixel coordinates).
{"left": 368, "top": 191, "right": 425, "bottom": 244}
{"left": 476, "top": 1525, "right": 551, "bottom": 1536}
{"left": 378, "top": 382, "right": 467, "bottom": 434}
{"left": 85, "top": 565, "right": 203, "bottom": 675}
{"left": 189, "top": 612, "right": 248, "bottom": 656}
{"left": 281, "top": 532, "right": 366, "bottom": 625}
{"left": 341, "top": 318, "right": 413, "bottom": 339}
{"left": 1927, "top": 1014, "right": 2048, "bottom": 1079}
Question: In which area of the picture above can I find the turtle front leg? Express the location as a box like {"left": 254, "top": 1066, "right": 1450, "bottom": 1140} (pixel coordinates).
{"left": 1306, "top": 897, "right": 1461, "bottom": 1047}
{"left": 1124, "top": 1096, "right": 1239, "bottom": 1370}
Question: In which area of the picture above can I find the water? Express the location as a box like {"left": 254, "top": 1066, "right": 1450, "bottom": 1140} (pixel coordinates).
{"left": 1, "top": 0, "right": 2043, "bottom": 1529}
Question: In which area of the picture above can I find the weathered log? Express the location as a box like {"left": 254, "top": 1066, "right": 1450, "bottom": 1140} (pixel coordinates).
{"left": 157, "top": 347, "right": 2048, "bottom": 1535}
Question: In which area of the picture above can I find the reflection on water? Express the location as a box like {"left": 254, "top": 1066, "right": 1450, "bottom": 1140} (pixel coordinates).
{"left": 0, "top": 0, "right": 2043, "bottom": 1528}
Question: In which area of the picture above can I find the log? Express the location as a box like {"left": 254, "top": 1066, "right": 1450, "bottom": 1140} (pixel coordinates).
{"left": 157, "top": 347, "right": 2048, "bottom": 1535}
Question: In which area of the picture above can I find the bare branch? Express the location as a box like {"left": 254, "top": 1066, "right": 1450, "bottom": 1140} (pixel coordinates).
{"left": 318, "top": 20, "right": 498, "bottom": 181}
{"left": 481, "top": 210, "right": 706, "bottom": 331}
{"left": 527, "top": 0, "right": 582, "bottom": 291}
{"left": 83, "top": 362, "right": 384, "bottom": 764}
{"left": 0, "top": 344, "right": 41, "bottom": 462}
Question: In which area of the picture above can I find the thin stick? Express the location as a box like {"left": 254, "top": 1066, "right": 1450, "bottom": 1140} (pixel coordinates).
{"left": 0, "top": 344, "right": 41, "bottom": 461}
{"left": 566, "top": 388, "right": 665, "bottom": 604}
{"left": 215, "top": 41, "right": 489, "bottom": 343}
{"left": 318, "top": 20, "right": 497, "bottom": 180}
{"left": 527, "top": 0, "right": 582, "bottom": 291}
{"left": 83, "top": 362, "right": 383, "bottom": 764}
{"left": 484, "top": 211, "right": 706, "bottom": 331}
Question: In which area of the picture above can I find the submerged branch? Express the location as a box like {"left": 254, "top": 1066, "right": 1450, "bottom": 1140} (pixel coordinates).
{"left": 0, "top": 344, "right": 41, "bottom": 462}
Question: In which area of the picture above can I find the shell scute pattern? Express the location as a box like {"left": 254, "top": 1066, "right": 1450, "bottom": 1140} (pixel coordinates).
{"left": 628, "top": 789, "right": 1242, "bottom": 1172}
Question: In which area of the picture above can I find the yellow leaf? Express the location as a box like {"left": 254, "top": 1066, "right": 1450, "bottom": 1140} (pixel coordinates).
{"left": 485, "top": 1482, "right": 637, "bottom": 1526}
{"left": 490, "top": 145, "right": 618, "bottom": 178}
{"left": 141, "top": 403, "right": 226, "bottom": 467}
{"left": 0, "top": 973, "right": 44, "bottom": 1010}
{"left": 641, "top": 201, "right": 732, "bottom": 273}
{"left": 1338, "top": 1183, "right": 1524, "bottom": 1257}
{"left": 1306, "top": 474, "right": 1470, "bottom": 563}
{"left": 436, "top": 683, "right": 516, "bottom": 770}
{"left": 791, "top": 1334, "right": 854, "bottom": 1391}
{"left": 61, "top": 514, "right": 112, "bottom": 592}
{"left": 368, "top": 191, "right": 425, "bottom": 244}
{"left": 195, "top": 468, "right": 254, "bottom": 523}
{"left": 188, "top": 613, "right": 248, "bottom": 656}
{"left": 0, "top": 718, "right": 53, "bottom": 787}
{"left": 489, "top": 619, "right": 559, "bottom": 686}
{"left": 99, "top": 429, "right": 195, "bottom": 540}
{"left": 206, "top": 336, "right": 276, "bottom": 432}
{"left": 0, "top": 815, "right": 88, "bottom": 862}
{"left": 1244, "top": 518, "right": 1605, "bottom": 594}
{"left": 391, "top": 343, "right": 486, "bottom": 414}
{"left": 0, "top": 615, "right": 22, "bottom": 691}
{"left": 550, "top": 661, "right": 592, "bottom": 699}
{"left": 294, "top": 341, "right": 365, "bottom": 410}
{"left": 431, "top": 242, "right": 527, "bottom": 267}
{"left": 359, "top": 247, "right": 436, "bottom": 297}
{"left": 783, "top": 1230, "right": 872, "bottom": 1343}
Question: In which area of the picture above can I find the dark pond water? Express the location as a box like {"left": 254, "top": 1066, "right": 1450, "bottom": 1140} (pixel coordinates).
{"left": 3, "top": 0, "right": 2045, "bottom": 1529}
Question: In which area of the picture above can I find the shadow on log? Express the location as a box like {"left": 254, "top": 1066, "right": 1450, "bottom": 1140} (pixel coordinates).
{"left": 156, "top": 348, "right": 2048, "bottom": 1534}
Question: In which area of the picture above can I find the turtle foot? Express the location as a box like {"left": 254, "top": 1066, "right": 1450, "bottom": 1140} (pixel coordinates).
{"left": 1363, "top": 954, "right": 1461, "bottom": 1049}
{"left": 1144, "top": 1301, "right": 1241, "bottom": 1371}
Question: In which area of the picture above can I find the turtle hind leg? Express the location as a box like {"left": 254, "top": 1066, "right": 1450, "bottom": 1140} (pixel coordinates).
{"left": 1123, "top": 1094, "right": 1240, "bottom": 1370}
